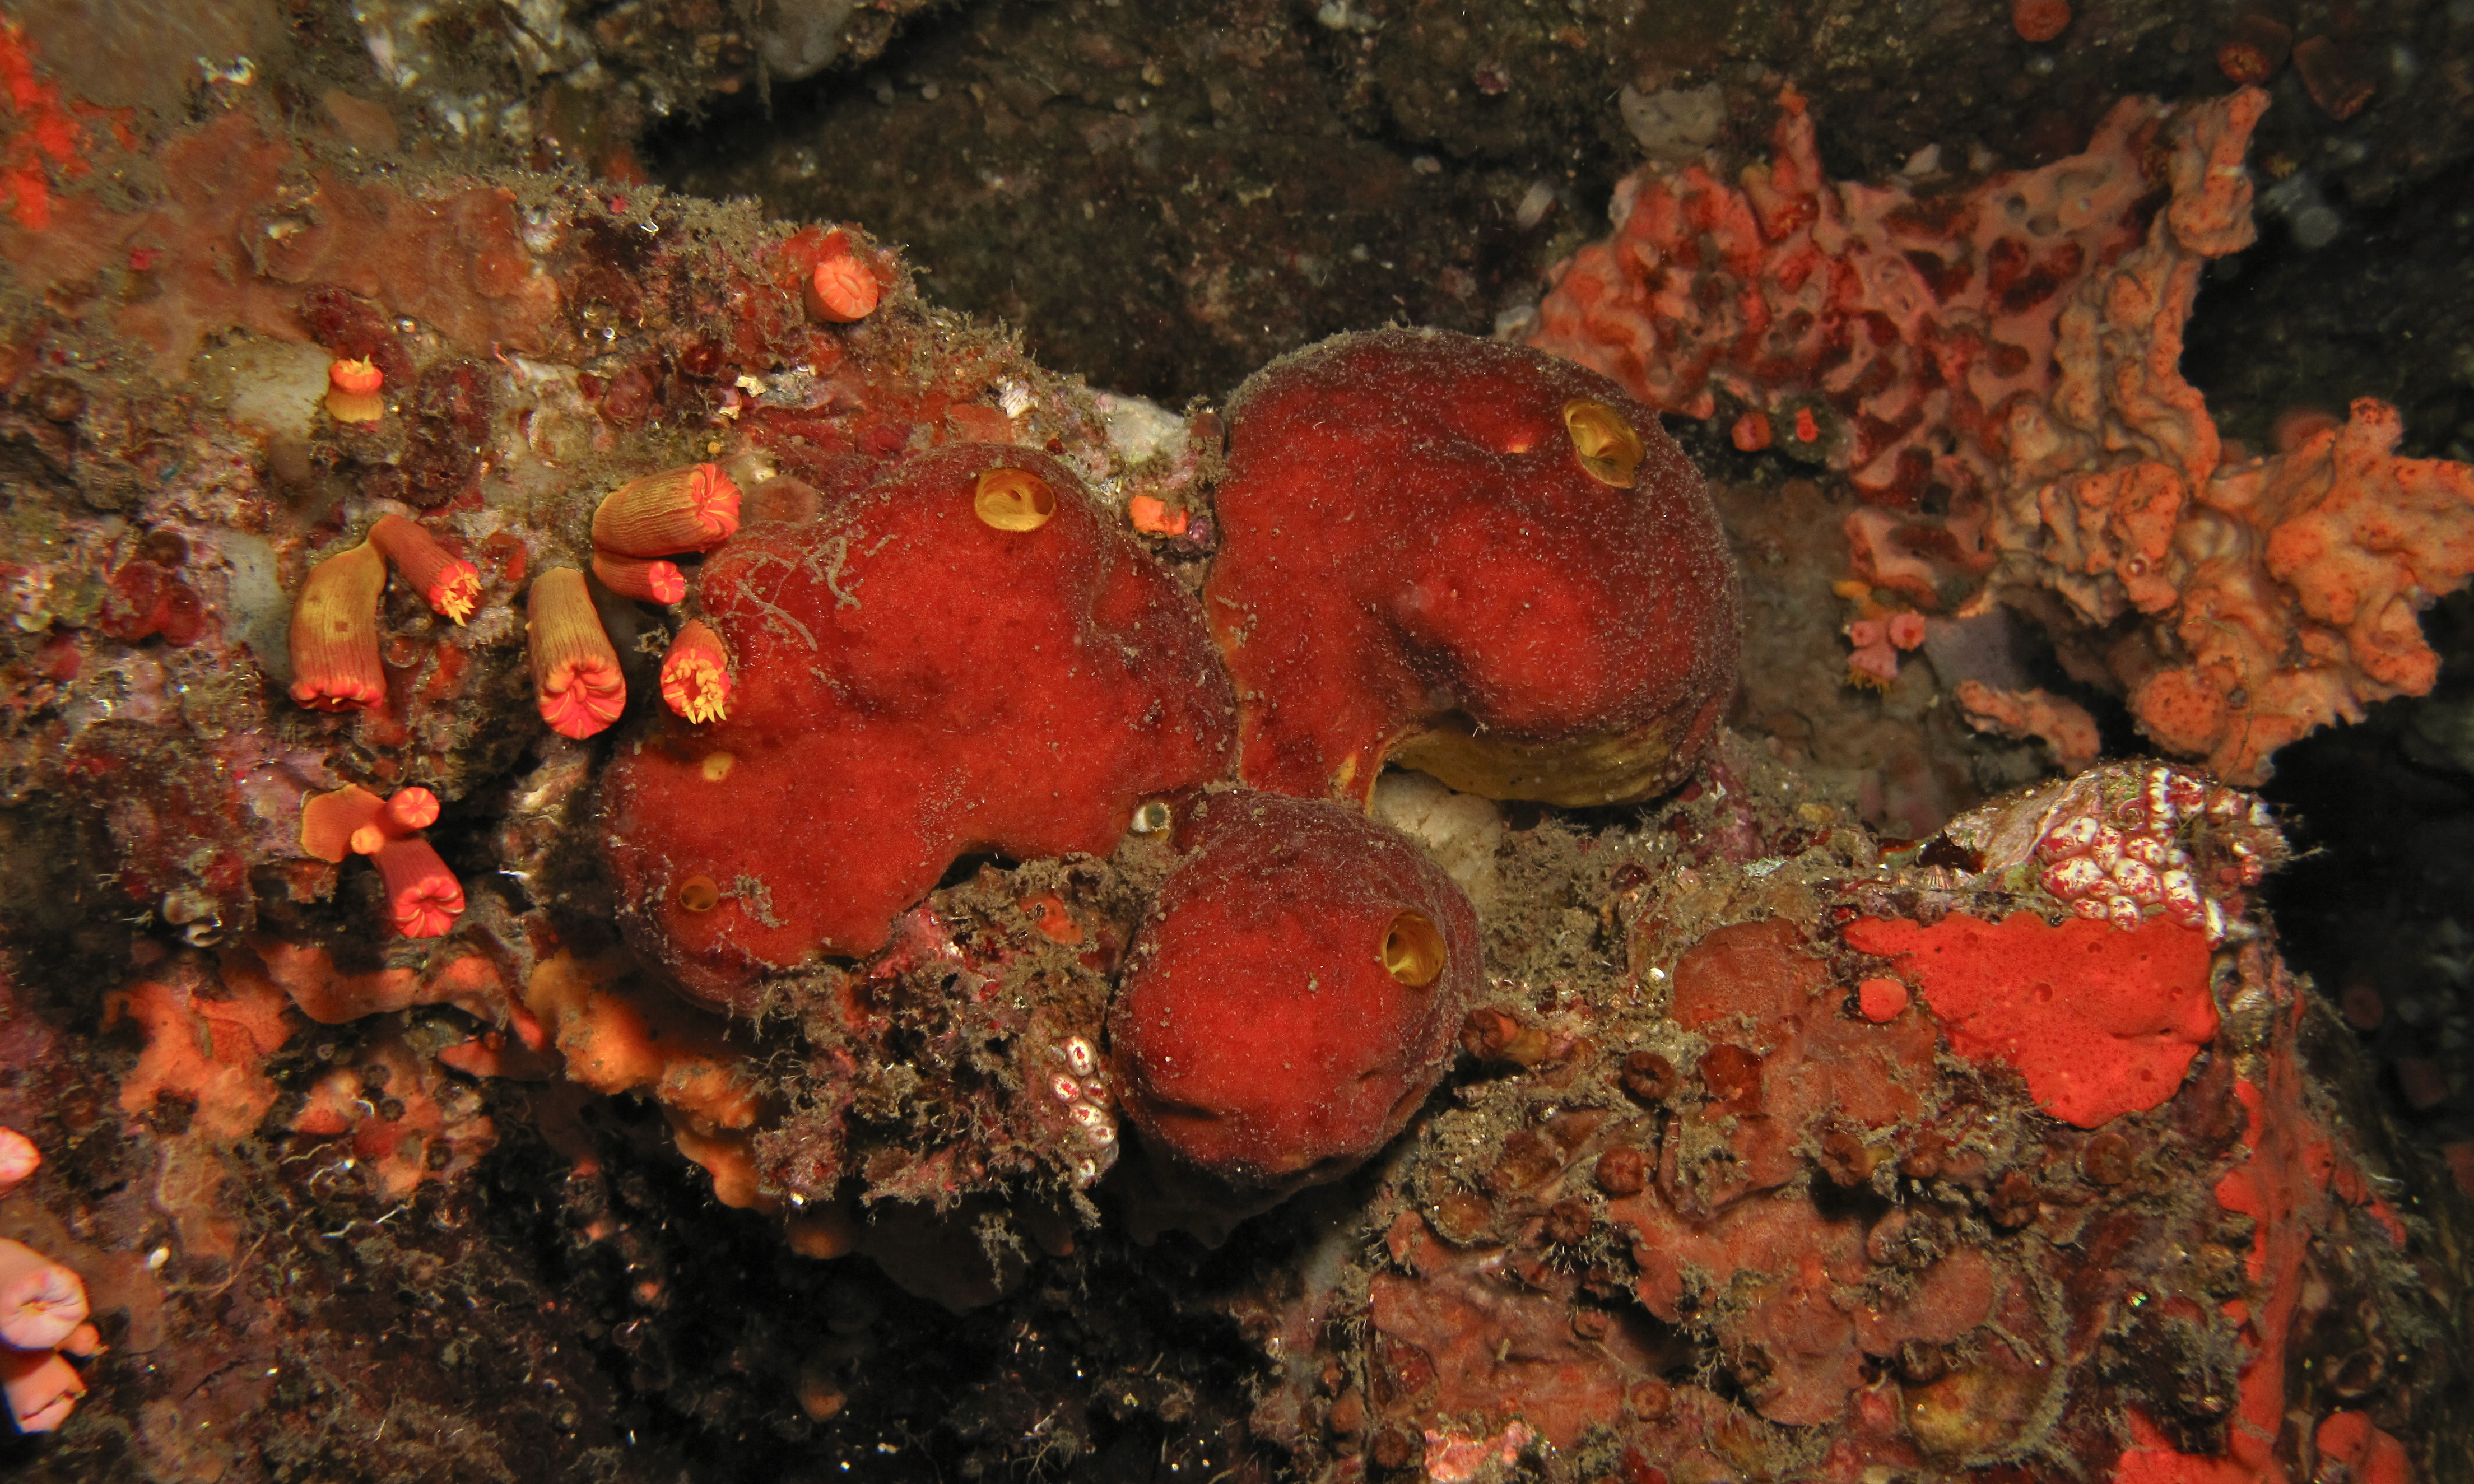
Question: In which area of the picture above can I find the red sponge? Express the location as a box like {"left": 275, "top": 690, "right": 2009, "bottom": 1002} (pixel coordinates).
{"left": 1843, "top": 913, "right": 2217, "bottom": 1128}
{"left": 1109, "top": 790, "right": 1480, "bottom": 1192}
{"left": 602, "top": 446, "right": 1237, "bottom": 1007}
{"left": 1205, "top": 328, "right": 1740, "bottom": 807}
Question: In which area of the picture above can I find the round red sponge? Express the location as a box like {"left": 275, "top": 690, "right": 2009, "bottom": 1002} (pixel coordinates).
{"left": 1109, "top": 790, "right": 1480, "bottom": 1195}
{"left": 1205, "top": 328, "right": 1740, "bottom": 807}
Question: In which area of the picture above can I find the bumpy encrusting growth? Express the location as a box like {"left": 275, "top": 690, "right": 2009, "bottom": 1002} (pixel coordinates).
{"left": 601, "top": 445, "right": 1238, "bottom": 1007}
{"left": 1108, "top": 790, "right": 1479, "bottom": 1200}
{"left": 1206, "top": 329, "right": 1740, "bottom": 808}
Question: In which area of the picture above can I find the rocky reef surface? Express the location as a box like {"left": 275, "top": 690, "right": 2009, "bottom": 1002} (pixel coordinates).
{"left": 0, "top": 5, "right": 2470, "bottom": 1483}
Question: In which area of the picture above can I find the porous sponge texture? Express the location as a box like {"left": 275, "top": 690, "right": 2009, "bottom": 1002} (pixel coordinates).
{"left": 1845, "top": 912, "right": 2217, "bottom": 1128}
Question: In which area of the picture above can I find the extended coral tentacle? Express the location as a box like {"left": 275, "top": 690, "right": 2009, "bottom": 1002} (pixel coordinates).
{"left": 659, "top": 618, "right": 733, "bottom": 724}
{"left": 368, "top": 514, "right": 483, "bottom": 624}
{"left": 288, "top": 539, "right": 389, "bottom": 713}
{"left": 527, "top": 567, "right": 627, "bottom": 739}
{"left": 324, "top": 356, "right": 385, "bottom": 424}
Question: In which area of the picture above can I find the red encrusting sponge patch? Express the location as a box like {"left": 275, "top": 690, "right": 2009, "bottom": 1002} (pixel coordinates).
{"left": 1843, "top": 912, "right": 2216, "bottom": 1128}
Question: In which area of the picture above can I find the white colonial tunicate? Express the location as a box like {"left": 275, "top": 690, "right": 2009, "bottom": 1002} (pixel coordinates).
{"left": 1370, "top": 769, "right": 1504, "bottom": 910}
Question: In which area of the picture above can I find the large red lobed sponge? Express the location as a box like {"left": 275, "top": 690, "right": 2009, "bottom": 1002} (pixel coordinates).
{"left": 1109, "top": 790, "right": 1480, "bottom": 1195}
{"left": 1205, "top": 328, "right": 1740, "bottom": 808}
{"left": 602, "top": 446, "right": 1237, "bottom": 1007}
{"left": 1843, "top": 912, "right": 2217, "bottom": 1128}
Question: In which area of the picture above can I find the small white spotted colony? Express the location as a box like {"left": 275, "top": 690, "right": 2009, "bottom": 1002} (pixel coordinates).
{"left": 2029, "top": 764, "right": 2271, "bottom": 942}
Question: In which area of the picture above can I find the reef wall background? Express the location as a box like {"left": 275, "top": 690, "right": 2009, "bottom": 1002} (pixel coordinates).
{"left": 1, "top": 0, "right": 2473, "bottom": 1481}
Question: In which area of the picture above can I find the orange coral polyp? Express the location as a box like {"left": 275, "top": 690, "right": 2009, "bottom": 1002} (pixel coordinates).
{"left": 324, "top": 357, "right": 385, "bottom": 423}
{"left": 2, "top": 1346, "right": 85, "bottom": 1434}
{"left": 368, "top": 514, "right": 482, "bottom": 624}
{"left": 592, "top": 551, "right": 687, "bottom": 605}
{"left": 527, "top": 567, "right": 627, "bottom": 739}
{"left": 387, "top": 785, "right": 440, "bottom": 832}
{"left": 288, "top": 540, "right": 389, "bottom": 712}
{"left": 659, "top": 619, "right": 733, "bottom": 724}
{"left": 302, "top": 783, "right": 440, "bottom": 860}
{"left": 300, "top": 783, "right": 387, "bottom": 862}
{"left": 0, "top": 1237, "right": 89, "bottom": 1351}
{"left": 0, "top": 1127, "right": 38, "bottom": 1197}
{"left": 807, "top": 254, "right": 882, "bottom": 323}
{"left": 592, "top": 464, "right": 742, "bottom": 558}
{"left": 372, "top": 836, "right": 466, "bottom": 938}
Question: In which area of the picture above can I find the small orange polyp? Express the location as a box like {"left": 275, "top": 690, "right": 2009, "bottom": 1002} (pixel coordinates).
{"left": 289, "top": 540, "right": 389, "bottom": 713}
{"left": 1127, "top": 495, "right": 1190, "bottom": 536}
{"left": 1857, "top": 976, "right": 1911, "bottom": 1022}
{"left": 806, "top": 254, "right": 881, "bottom": 323}
{"left": 387, "top": 785, "right": 440, "bottom": 832}
{"left": 660, "top": 619, "right": 734, "bottom": 724}
{"left": 593, "top": 551, "right": 687, "bottom": 605}
{"left": 372, "top": 836, "right": 466, "bottom": 938}
{"left": 368, "top": 514, "right": 482, "bottom": 624}
{"left": 324, "top": 358, "right": 385, "bottom": 424}
{"left": 528, "top": 567, "right": 627, "bottom": 739}
{"left": 592, "top": 464, "right": 742, "bottom": 558}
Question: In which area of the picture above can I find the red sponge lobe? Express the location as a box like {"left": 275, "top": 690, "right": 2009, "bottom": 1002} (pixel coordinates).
{"left": 1109, "top": 790, "right": 1479, "bottom": 1192}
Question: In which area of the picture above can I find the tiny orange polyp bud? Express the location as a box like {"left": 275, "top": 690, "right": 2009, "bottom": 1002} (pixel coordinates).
{"left": 1127, "top": 494, "right": 1190, "bottom": 536}
{"left": 372, "top": 836, "right": 466, "bottom": 938}
{"left": 368, "top": 514, "right": 483, "bottom": 624}
{"left": 1563, "top": 398, "right": 1645, "bottom": 487}
{"left": 592, "top": 464, "right": 743, "bottom": 557}
{"left": 974, "top": 467, "right": 1056, "bottom": 531}
{"left": 806, "top": 254, "right": 881, "bottom": 323}
{"left": 300, "top": 783, "right": 387, "bottom": 862}
{"left": 289, "top": 540, "right": 388, "bottom": 713}
{"left": 528, "top": 567, "right": 627, "bottom": 739}
{"left": 661, "top": 619, "right": 734, "bottom": 724}
{"left": 592, "top": 551, "right": 687, "bottom": 604}
{"left": 325, "top": 359, "right": 385, "bottom": 424}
